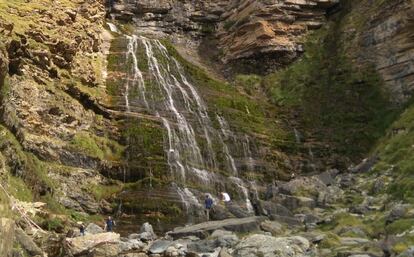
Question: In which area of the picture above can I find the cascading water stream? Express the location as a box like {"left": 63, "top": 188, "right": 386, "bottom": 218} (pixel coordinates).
{"left": 243, "top": 135, "right": 255, "bottom": 172}
{"left": 107, "top": 22, "right": 119, "bottom": 33}
{"left": 121, "top": 34, "right": 258, "bottom": 215}
{"left": 216, "top": 114, "right": 238, "bottom": 176}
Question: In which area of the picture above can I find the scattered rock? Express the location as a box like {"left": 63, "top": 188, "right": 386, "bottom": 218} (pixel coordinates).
{"left": 233, "top": 234, "right": 310, "bottom": 257}
{"left": 317, "top": 169, "right": 339, "bottom": 186}
{"left": 64, "top": 232, "right": 120, "bottom": 256}
{"left": 15, "top": 227, "right": 43, "bottom": 256}
{"left": 349, "top": 156, "right": 378, "bottom": 173}
{"left": 149, "top": 240, "right": 173, "bottom": 254}
{"left": 219, "top": 248, "right": 233, "bottom": 257}
{"left": 86, "top": 223, "right": 104, "bottom": 235}
{"left": 260, "top": 220, "right": 284, "bottom": 236}
{"left": 168, "top": 217, "right": 266, "bottom": 240}
{"left": 340, "top": 237, "right": 371, "bottom": 246}
{"left": 386, "top": 204, "right": 407, "bottom": 224}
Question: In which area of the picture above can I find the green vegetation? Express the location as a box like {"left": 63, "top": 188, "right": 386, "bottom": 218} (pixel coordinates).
{"left": 223, "top": 20, "right": 236, "bottom": 30}
{"left": 7, "top": 175, "right": 33, "bottom": 202}
{"left": 88, "top": 182, "right": 124, "bottom": 201}
{"left": 121, "top": 119, "right": 167, "bottom": 181}
{"left": 392, "top": 235, "right": 414, "bottom": 254}
{"left": 371, "top": 103, "right": 414, "bottom": 203}
{"left": 386, "top": 218, "right": 414, "bottom": 234}
{"left": 70, "top": 131, "right": 124, "bottom": 161}
{"left": 319, "top": 232, "right": 341, "bottom": 248}
{"left": 235, "top": 74, "right": 262, "bottom": 96}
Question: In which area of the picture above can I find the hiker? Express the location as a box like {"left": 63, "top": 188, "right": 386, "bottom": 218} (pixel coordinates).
{"left": 104, "top": 216, "right": 116, "bottom": 232}
{"left": 220, "top": 192, "right": 231, "bottom": 203}
{"left": 204, "top": 194, "right": 213, "bottom": 221}
{"left": 79, "top": 222, "right": 85, "bottom": 236}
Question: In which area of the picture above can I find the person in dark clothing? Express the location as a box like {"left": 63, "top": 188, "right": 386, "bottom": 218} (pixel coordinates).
{"left": 104, "top": 216, "right": 116, "bottom": 232}
{"left": 79, "top": 223, "right": 85, "bottom": 236}
{"left": 204, "top": 195, "right": 213, "bottom": 221}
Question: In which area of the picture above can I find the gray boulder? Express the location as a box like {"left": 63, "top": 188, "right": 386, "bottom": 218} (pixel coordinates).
{"left": 149, "top": 240, "right": 173, "bottom": 254}
{"left": 15, "top": 228, "right": 43, "bottom": 256}
{"left": 386, "top": 204, "right": 407, "bottom": 224}
{"left": 219, "top": 248, "right": 233, "bottom": 257}
{"left": 260, "top": 201, "right": 292, "bottom": 217}
{"left": 168, "top": 217, "right": 266, "bottom": 240}
{"left": 187, "top": 231, "right": 239, "bottom": 252}
{"left": 260, "top": 220, "right": 284, "bottom": 236}
{"left": 317, "top": 169, "right": 339, "bottom": 186}
{"left": 233, "top": 234, "right": 310, "bottom": 257}
{"left": 279, "top": 176, "right": 327, "bottom": 198}
{"left": 349, "top": 156, "right": 378, "bottom": 173}
{"left": 86, "top": 223, "right": 104, "bottom": 235}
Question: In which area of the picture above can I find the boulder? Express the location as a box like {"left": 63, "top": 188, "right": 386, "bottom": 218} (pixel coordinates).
{"left": 15, "top": 227, "right": 43, "bottom": 256}
{"left": 90, "top": 242, "right": 120, "bottom": 257}
{"left": 64, "top": 232, "right": 120, "bottom": 256}
{"left": 340, "top": 237, "right": 371, "bottom": 246}
{"left": 386, "top": 204, "right": 407, "bottom": 224}
{"left": 270, "top": 214, "right": 303, "bottom": 227}
{"left": 316, "top": 169, "right": 339, "bottom": 186}
{"left": 86, "top": 223, "right": 104, "bottom": 234}
{"left": 279, "top": 176, "right": 327, "bottom": 198}
{"left": 119, "top": 253, "right": 148, "bottom": 257}
{"left": 260, "top": 201, "right": 292, "bottom": 217}
{"left": 260, "top": 220, "right": 284, "bottom": 236}
{"left": 226, "top": 202, "right": 250, "bottom": 218}
{"left": 349, "top": 156, "right": 378, "bottom": 173}
{"left": 187, "top": 231, "right": 239, "bottom": 252}
{"left": 187, "top": 240, "right": 216, "bottom": 253}
{"left": 149, "top": 240, "right": 173, "bottom": 254}
{"left": 211, "top": 204, "right": 234, "bottom": 220}
{"left": 119, "top": 239, "right": 145, "bottom": 252}
{"left": 233, "top": 234, "right": 310, "bottom": 257}
{"left": 282, "top": 195, "right": 316, "bottom": 211}
{"left": 219, "top": 248, "right": 233, "bottom": 257}
{"left": 168, "top": 217, "right": 266, "bottom": 240}
{"left": 337, "top": 174, "right": 356, "bottom": 188}
{"left": 140, "top": 222, "right": 156, "bottom": 235}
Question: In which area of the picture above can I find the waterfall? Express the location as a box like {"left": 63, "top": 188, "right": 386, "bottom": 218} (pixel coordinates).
{"left": 216, "top": 114, "right": 237, "bottom": 176}
{"left": 293, "top": 127, "right": 301, "bottom": 143}
{"left": 125, "top": 35, "right": 149, "bottom": 111}
{"left": 229, "top": 177, "right": 254, "bottom": 214}
{"left": 242, "top": 135, "right": 255, "bottom": 172}
{"left": 107, "top": 22, "right": 119, "bottom": 33}
{"left": 120, "top": 34, "right": 259, "bottom": 216}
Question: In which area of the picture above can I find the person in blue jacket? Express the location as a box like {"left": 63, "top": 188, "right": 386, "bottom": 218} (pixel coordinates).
{"left": 104, "top": 216, "right": 116, "bottom": 232}
{"left": 204, "top": 194, "right": 213, "bottom": 221}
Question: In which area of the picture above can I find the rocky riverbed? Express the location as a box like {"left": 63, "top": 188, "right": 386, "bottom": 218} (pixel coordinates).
{"left": 1, "top": 0, "right": 414, "bottom": 257}
{"left": 4, "top": 166, "right": 414, "bottom": 257}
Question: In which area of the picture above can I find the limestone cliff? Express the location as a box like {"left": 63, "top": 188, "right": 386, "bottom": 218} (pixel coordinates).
{"left": 0, "top": 0, "right": 121, "bottom": 220}
{"left": 0, "top": 0, "right": 414, "bottom": 256}
{"left": 112, "top": 0, "right": 339, "bottom": 74}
